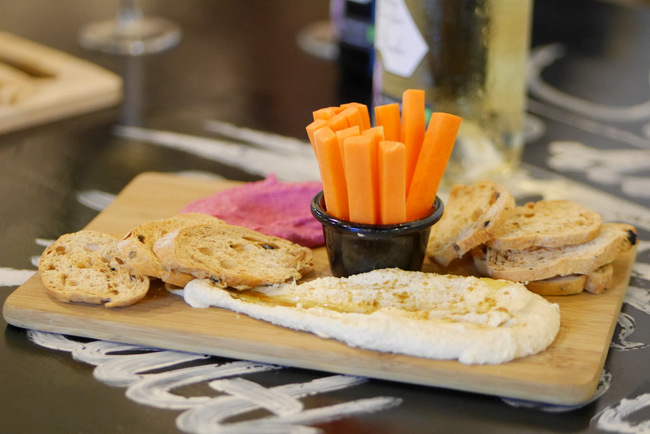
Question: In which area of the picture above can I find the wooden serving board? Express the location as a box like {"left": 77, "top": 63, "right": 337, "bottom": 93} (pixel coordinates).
{"left": 0, "top": 32, "right": 122, "bottom": 134}
{"left": 3, "top": 172, "right": 637, "bottom": 405}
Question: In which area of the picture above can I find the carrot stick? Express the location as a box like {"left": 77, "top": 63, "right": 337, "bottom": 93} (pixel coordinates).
{"left": 361, "top": 126, "right": 384, "bottom": 221}
{"left": 378, "top": 141, "right": 407, "bottom": 224}
{"left": 335, "top": 125, "right": 360, "bottom": 169}
{"left": 341, "top": 102, "right": 371, "bottom": 130}
{"left": 313, "top": 106, "right": 340, "bottom": 121}
{"left": 362, "top": 125, "right": 385, "bottom": 140}
{"left": 400, "top": 89, "right": 426, "bottom": 192}
{"left": 374, "top": 103, "right": 401, "bottom": 142}
{"left": 339, "top": 106, "right": 364, "bottom": 130}
{"left": 406, "top": 112, "right": 462, "bottom": 221}
{"left": 313, "top": 126, "right": 349, "bottom": 220}
{"left": 306, "top": 119, "right": 327, "bottom": 150}
{"left": 343, "top": 134, "right": 378, "bottom": 224}
{"left": 326, "top": 113, "right": 349, "bottom": 131}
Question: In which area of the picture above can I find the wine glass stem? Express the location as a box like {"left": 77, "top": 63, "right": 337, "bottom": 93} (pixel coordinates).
{"left": 117, "top": 0, "right": 143, "bottom": 32}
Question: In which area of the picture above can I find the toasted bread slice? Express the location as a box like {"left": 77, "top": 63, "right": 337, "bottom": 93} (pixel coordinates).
{"left": 487, "top": 200, "right": 602, "bottom": 250}
{"left": 475, "top": 248, "right": 615, "bottom": 296}
{"left": 481, "top": 223, "right": 637, "bottom": 282}
{"left": 474, "top": 241, "right": 617, "bottom": 296}
{"left": 426, "top": 180, "right": 516, "bottom": 267}
{"left": 39, "top": 230, "right": 149, "bottom": 308}
{"left": 524, "top": 262, "right": 614, "bottom": 296}
{"left": 117, "top": 213, "right": 223, "bottom": 287}
{"left": 153, "top": 223, "right": 313, "bottom": 290}
{"left": 525, "top": 274, "right": 587, "bottom": 296}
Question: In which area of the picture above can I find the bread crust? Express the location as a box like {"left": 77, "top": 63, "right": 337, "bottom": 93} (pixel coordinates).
{"left": 39, "top": 230, "right": 150, "bottom": 308}
{"left": 153, "top": 223, "right": 314, "bottom": 290}
{"left": 426, "top": 180, "right": 516, "bottom": 267}
{"left": 117, "top": 213, "right": 223, "bottom": 286}
{"left": 524, "top": 261, "right": 614, "bottom": 296}
{"left": 525, "top": 275, "right": 587, "bottom": 296}
{"left": 584, "top": 263, "right": 614, "bottom": 294}
{"left": 487, "top": 200, "right": 602, "bottom": 250}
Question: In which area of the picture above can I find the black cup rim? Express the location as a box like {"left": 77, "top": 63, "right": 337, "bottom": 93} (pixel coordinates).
{"left": 310, "top": 191, "right": 444, "bottom": 236}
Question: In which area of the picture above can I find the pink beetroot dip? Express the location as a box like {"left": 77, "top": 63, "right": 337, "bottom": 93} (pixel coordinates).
{"left": 180, "top": 175, "right": 324, "bottom": 247}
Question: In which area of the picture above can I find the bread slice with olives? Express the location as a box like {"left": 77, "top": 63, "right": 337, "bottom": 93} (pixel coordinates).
{"left": 39, "top": 230, "right": 150, "bottom": 307}
{"left": 153, "top": 223, "right": 313, "bottom": 290}
{"left": 117, "top": 213, "right": 224, "bottom": 287}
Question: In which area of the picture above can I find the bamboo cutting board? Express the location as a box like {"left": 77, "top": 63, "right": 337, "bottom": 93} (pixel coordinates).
{"left": 0, "top": 32, "right": 122, "bottom": 134}
{"left": 3, "top": 172, "right": 637, "bottom": 405}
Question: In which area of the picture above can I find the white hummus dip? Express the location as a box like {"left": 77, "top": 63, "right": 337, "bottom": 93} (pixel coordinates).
{"left": 183, "top": 268, "right": 560, "bottom": 365}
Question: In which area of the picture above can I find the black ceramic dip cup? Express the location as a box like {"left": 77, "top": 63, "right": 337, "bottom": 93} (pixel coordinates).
{"left": 310, "top": 191, "right": 444, "bottom": 277}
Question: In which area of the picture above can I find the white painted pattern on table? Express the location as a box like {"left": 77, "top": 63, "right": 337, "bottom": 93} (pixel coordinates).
{"left": 27, "top": 330, "right": 402, "bottom": 433}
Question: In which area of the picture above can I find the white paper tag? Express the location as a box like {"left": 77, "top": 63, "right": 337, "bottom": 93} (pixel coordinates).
{"left": 375, "top": 0, "right": 428, "bottom": 78}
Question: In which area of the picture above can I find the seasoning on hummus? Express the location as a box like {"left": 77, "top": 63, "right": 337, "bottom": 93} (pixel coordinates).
{"left": 181, "top": 175, "right": 324, "bottom": 247}
{"left": 183, "top": 268, "right": 561, "bottom": 365}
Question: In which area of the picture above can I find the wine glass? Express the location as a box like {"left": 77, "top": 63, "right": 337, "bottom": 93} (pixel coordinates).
{"left": 79, "top": 0, "right": 181, "bottom": 55}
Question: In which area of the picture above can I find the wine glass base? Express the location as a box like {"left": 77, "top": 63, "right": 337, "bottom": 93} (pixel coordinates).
{"left": 296, "top": 20, "right": 338, "bottom": 60}
{"left": 79, "top": 17, "right": 181, "bottom": 55}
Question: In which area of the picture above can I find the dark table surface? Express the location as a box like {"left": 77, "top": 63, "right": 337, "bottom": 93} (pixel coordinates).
{"left": 2, "top": 1, "right": 650, "bottom": 433}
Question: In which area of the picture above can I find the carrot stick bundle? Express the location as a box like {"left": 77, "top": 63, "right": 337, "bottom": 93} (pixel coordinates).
{"left": 406, "top": 112, "right": 462, "bottom": 221}
{"left": 308, "top": 92, "right": 459, "bottom": 225}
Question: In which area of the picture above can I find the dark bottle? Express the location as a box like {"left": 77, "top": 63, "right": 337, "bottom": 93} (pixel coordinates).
{"left": 331, "top": 0, "right": 375, "bottom": 107}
